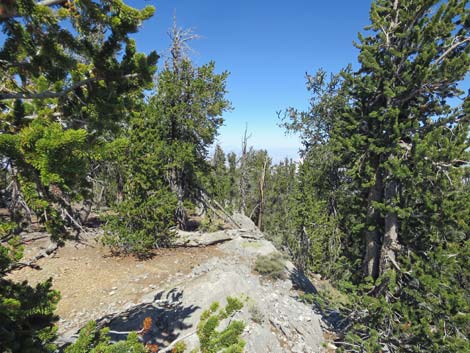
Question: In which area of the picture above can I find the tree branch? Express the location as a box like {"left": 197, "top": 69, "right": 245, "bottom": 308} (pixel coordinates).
{"left": 0, "top": 74, "right": 139, "bottom": 100}
{"left": 436, "top": 36, "right": 470, "bottom": 64}
{"left": 159, "top": 330, "right": 197, "bottom": 353}
{"left": 0, "top": 0, "right": 67, "bottom": 20}
{"left": 7, "top": 242, "right": 59, "bottom": 272}
{"left": 0, "top": 77, "right": 96, "bottom": 100}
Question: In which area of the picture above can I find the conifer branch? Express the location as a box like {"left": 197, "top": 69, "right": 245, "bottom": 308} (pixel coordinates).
{"left": 0, "top": 0, "right": 68, "bottom": 20}
{"left": 435, "top": 36, "right": 470, "bottom": 64}
{"left": 159, "top": 330, "right": 197, "bottom": 353}
{"left": 0, "top": 74, "right": 139, "bottom": 100}
{"left": 0, "top": 77, "right": 96, "bottom": 100}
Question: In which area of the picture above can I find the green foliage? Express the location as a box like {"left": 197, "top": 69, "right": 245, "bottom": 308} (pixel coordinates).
{"left": 197, "top": 297, "right": 245, "bottom": 353}
{"left": 103, "top": 187, "right": 177, "bottom": 256}
{"left": 64, "top": 321, "right": 146, "bottom": 353}
{"left": 0, "top": 0, "right": 158, "bottom": 235}
{"left": 254, "top": 253, "right": 285, "bottom": 280}
{"left": 0, "top": 189, "right": 60, "bottom": 353}
{"left": 261, "top": 158, "right": 297, "bottom": 247}
{"left": 147, "top": 55, "right": 230, "bottom": 227}
{"left": 287, "top": 151, "right": 346, "bottom": 278}
{"left": 281, "top": 0, "right": 470, "bottom": 351}
{"left": 198, "top": 211, "right": 224, "bottom": 233}
{"left": 205, "top": 145, "right": 232, "bottom": 210}
{"left": 247, "top": 303, "right": 264, "bottom": 324}
{"left": 0, "top": 1, "right": 157, "bottom": 352}
{"left": 105, "top": 26, "right": 231, "bottom": 252}
{"left": 173, "top": 341, "right": 188, "bottom": 353}
{"left": 0, "top": 278, "right": 60, "bottom": 353}
{"left": 340, "top": 244, "right": 470, "bottom": 352}
{"left": 102, "top": 119, "right": 178, "bottom": 255}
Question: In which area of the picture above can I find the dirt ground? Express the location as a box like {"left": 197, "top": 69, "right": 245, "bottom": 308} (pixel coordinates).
{"left": 7, "top": 231, "right": 223, "bottom": 334}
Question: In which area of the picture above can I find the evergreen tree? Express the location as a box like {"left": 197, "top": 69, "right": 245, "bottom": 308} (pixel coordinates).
{"left": 226, "top": 151, "right": 239, "bottom": 210}
{"left": 104, "top": 22, "right": 230, "bottom": 254}
{"left": 284, "top": 0, "right": 470, "bottom": 350}
{"left": 207, "top": 144, "right": 231, "bottom": 208}
{"left": 0, "top": 1, "right": 156, "bottom": 350}
{"left": 261, "top": 158, "right": 296, "bottom": 247}
{"left": 244, "top": 149, "right": 271, "bottom": 229}
{"left": 0, "top": 0, "right": 156, "bottom": 238}
{"left": 335, "top": 0, "right": 470, "bottom": 281}
{"left": 146, "top": 23, "right": 231, "bottom": 229}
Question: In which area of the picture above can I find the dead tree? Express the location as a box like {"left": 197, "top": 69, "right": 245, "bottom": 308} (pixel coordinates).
{"left": 239, "top": 126, "right": 250, "bottom": 215}
{"left": 257, "top": 155, "right": 269, "bottom": 231}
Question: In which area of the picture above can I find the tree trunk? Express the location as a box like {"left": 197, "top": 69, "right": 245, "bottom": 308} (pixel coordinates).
{"left": 363, "top": 168, "right": 383, "bottom": 279}
{"left": 79, "top": 199, "right": 92, "bottom": 224}
{"left": 379, "top": 178, "right": 399, "bottom": 274}
{"left": 116, "top": 173, "right": 124, "bottom": 204}
{"left": 257, "top": 156, "right": 268, "bottom": 231}
{"left": 170, "top": 168, "right": 188, "bottom": 230}
{"left": 239, "top": 127, "right": 249, "bottom": 215}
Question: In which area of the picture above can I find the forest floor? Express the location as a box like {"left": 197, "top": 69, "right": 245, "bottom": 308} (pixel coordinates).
{"left": 7, "top": 230, "right": 223, "bottom": 335}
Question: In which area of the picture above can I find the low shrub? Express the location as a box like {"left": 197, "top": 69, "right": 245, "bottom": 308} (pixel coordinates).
{"left": 254, "top": 253, "right": 285, "bottom": 280}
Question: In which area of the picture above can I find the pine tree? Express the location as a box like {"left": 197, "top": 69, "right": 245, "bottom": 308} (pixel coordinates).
{"left": 0, "top": 1, "right": 156, "bottom": 350}
{"left": 262, "top": 158, "right": 297, "bottom": 248}
{"left": 284, "top": 1, "right": 470, "bottom": 350}
{"left": 104, "top": 22, "right": 231, "bottom": 253}
{"left": 245, "top": 149, "right": 271, "bottom": 229}
{"left": 226, "top": 151, "right": 239, "bottom": 210}
{"left": 334, "top": 0, "right": 470, "bottom": 281}
{"left": 0, "top": 0, "right": 157, "bottom": 237}
{"left": 146, "top": 23, "right": 231, "bottom": 229}
{"left": 207, "top": 144, "right": 231, "bottom": 208}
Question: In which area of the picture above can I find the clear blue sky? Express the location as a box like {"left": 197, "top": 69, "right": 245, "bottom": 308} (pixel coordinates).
{"left": 132, "top": 1, "right": 373, "bottom": 160}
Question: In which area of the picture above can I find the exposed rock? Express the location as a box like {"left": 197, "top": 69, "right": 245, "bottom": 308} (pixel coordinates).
{"left": 174, "top": 228, "right": 263, "bottom": 247}
{"left": 57, "top": 229, "right": 324, "bottom": 352}
{"left": 231, "top": 212, "right": 259, "bottom": 231}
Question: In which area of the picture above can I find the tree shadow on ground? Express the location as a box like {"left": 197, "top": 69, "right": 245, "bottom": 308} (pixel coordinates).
{"left": 289, "top": 268, "right": 349, "bottom": 332}
{"left": 289, "top": 268, "right": 318, "bottom": 294}
{"left": 96, "top": 288, "right": 199, "bottom": 347}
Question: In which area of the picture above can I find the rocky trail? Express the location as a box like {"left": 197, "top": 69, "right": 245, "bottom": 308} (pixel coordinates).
{"left": 9, "top": 217, "right": 327, "bottom": 352}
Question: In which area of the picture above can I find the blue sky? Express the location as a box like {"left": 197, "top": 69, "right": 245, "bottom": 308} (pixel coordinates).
{"left": 126, "top": 0, "right": 374, "bottom": 160}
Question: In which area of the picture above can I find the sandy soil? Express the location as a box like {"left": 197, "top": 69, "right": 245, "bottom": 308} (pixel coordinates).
{"left": 7, "top": 231, "right": 223, "bottom": 334}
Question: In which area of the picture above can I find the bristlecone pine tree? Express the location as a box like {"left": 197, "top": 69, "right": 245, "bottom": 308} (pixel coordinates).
{"left": 0, "top": 1, "right": 156, "bottom": 351}
{"left": 103, "top": 21, "right": 230, "bottom": 254}
{"left": 284, "top": 0, "right": 470, "bottom": 351}
{"left": 144, "top": 23, "right": 230, "bottom": 230}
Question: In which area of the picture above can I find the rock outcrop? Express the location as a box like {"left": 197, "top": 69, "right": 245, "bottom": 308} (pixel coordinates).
{"left": 58, "top": 223, "right": 324, "bottom": 352}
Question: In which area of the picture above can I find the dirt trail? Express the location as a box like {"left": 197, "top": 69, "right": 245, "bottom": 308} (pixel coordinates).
{"left": 8, "top": 232, "right": 222, "bottom": 334}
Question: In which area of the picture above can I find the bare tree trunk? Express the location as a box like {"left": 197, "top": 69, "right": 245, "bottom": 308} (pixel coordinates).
{"left": 239, "top": 126, "right": 249, "bottom": 215}
{"left": 7, "top": 166, "right": 33, "bottom": 226}
{"left": 363, "top": 168, "right": 383, "bottom": 279}
{"left": 379, "top": 178, "right": 399, "bottom": 274}
{"left": 79, "top": 199, "right": 92, "bottom": 224}
{"left": 257, "top": 156, "right": 268, "bottom": 231}
{"left": 170, "top": 168, "right": 188, "bottom": 230}
{"left": 116, "top": 172, "right": 124, "bottom": 204}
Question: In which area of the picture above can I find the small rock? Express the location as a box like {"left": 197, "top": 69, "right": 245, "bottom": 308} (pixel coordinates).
{"left": 326, "top": 342, "right": 338, "bottom": 350}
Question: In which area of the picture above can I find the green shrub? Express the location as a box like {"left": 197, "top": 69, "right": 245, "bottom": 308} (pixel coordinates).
{"left": 254, "top": 253, "right": 285, "bottom": 280}
{"left": 64, "top": 321, "right": 146, "bottom": 353}
{"left": 102, "top": 188, "right": 177, "bottom": 257}
{"left": 198, "top": 214, "right": 224, "bottom": 233}
{"left": 248, "top": 303, "right": 264, "bottom": 324}
{"left": 172, "top": 340, "right": 187, "bottom": 353}
{"left": 197, "top": 297, "right": 245, "bottom": 353}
